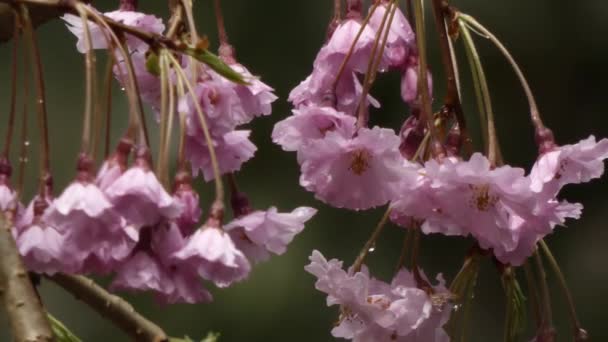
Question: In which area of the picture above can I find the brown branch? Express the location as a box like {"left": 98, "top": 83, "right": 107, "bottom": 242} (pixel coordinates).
{"left": 48, "top": 274, "right": 168, "bottom": 342}
{"left": 431, "top": 0, "right": 468, "bottom": 145}
{"left": 0, "top": 213, "right": 53, "bottom": 342}
{"left": 0, "top": 3, "right": 60, "bottom": 43}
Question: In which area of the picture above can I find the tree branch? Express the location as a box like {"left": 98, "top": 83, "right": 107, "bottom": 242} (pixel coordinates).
{"left": 0, "top": 213, "right": 53, "bottom": 342}
{"left": 48, "top": 274, "right": 168, "bottom": 342}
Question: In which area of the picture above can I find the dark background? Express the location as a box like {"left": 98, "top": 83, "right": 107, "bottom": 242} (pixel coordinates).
{"left": 1, "top": 1, "right": 607, "bottom": 341}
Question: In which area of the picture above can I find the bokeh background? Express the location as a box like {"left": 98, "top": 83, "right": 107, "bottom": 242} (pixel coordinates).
{"left": 1, "top": 0, "right": 608, "bottom": 341}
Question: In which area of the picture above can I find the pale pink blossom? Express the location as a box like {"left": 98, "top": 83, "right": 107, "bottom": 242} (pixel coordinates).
{"left": 172, "top": 171, "right": 202, "bottom": 236}
{"left": 368, "top": 3, "right": 415, "bottom": 67}
{"left": 298, "top": 127, "right": 405, "bottom": 210}
{"left": 96, "top": 138, "right": 132, "bottom": 191}
{"left": 62, "top": 9, "right": 164, "bottom": 53}
{"left": 174, "top": 225, "right": 251, "bottom": 288}
{"left": 112, "top": 224, "right": 212, "bottom": 304}
{"left": 224, "top": 206, "right": 317, "bottom": 262}
{"left": 272, "top": 105, "right": 357, "bottom": 151}
{"left": 305, "top": 250, "right": 452, "bottom": 341}
{"left": 530, "top": 135, "right": 608, "bottom": 198}
{"left": 105, "top": 150, "right": 182, "bottom": 228}
{"left": 185, "top": 130, "right": 257, "bottom": 182}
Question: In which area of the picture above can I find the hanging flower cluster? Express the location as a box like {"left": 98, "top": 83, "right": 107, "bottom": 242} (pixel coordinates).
{"left": 0, "top": 0, "right": 603, "bottom": 341}
{"left": 272, "top": 0, "right": 605, "bottom": 340}
{"left": 0, "top": 1, "right": 316, "bottom": 306}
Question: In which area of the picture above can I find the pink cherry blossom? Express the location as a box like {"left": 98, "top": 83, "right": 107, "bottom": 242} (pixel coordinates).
{"left": 112, "top": 223, "right": 212, "bottom": 304}
{"left": 224, "top": 206, "right": 317, "bottom": 262}
{"left": 305, "top": 250, "right": 452, "bottom": 341}
{"left": 298, "top": 127, "right": 405, "bottom": 210}
{"left": 400, "top": 57, "right": 433, "bottom": 105}
{"left": 368, "top": 2, "right": 415, "bottom": 67}
{"left": 96, "top": 138, "right": 132, "bottom": 191}
{"left": 105, "top": 149, "right": 182, "bottom": 228}
{"left": 17, "top": 197, "right": 79, "bottom": 275}
{"left": 174, "top": 224, "right": 251, "bottom": 288}
{"left": 185, "top": 130, "right": 257, "bottom": 182}
{"left": 44, "top": 156, "right": 138, "bottom": 273}
{"left": 172, "top": 171, "right": 202, "bottom": 236}
{"left": 530, "top": 135, "right": 608, "bottom": 198}
{"left": 62, "top": 8, "right": 164, "bottom": 53}
{"left": 272, "top": 105, "right": 357, "bottom": 152}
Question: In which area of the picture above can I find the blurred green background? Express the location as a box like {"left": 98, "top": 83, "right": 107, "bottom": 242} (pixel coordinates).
{"left": 1, "top": 0, "right": 608, "bottom": 341}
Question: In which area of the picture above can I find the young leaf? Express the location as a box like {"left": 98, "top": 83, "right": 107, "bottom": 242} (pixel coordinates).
{"left": 48, "top": 314, "right": 82, "bottom": 342}
{"left": 182, "top": 47, "right": 247, "bottom": 84}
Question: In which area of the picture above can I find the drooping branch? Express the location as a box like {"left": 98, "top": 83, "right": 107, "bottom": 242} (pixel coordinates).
{"left": 0, "top": 213, "right": 54, "bottom": 342}
{"left": 48, "top": 274, "right": 168, "bottom": 342}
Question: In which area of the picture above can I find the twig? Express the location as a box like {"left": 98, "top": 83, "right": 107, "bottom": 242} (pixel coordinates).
{"left": 351, "top": 207, "right": 391, "bottom": 273}
{"left": 0, "top": 213, "right": 53, "bottom": 342}
{"left": 48, "top": 274, "right": 168, "bottom": 342}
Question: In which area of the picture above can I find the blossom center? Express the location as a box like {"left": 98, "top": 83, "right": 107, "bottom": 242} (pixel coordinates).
{"left": 349, "top": 149, "right": 371, "bottom": 175}
{"left": 469, "top": 184, "right": 498, "bottom": 211}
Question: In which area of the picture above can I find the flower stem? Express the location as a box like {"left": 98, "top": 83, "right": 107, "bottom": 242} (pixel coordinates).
{"left": 351, "top": 206, "right": 391, "bottom": 272}
{"left": 332, "top": 1, "right": 381, "bottom": 91}
{"left": 176, "top": 76, "right": 187, "bottom": 172}
{"left": 533, "top": 249, "right": 555, "bottom": 338}
{"left": 157, "top": 52, "right": 170, "bottom": 180}
{"left": 167, "top": 52, "right": 225, "bottom": 205}
{"left": 430, "top": 0, "right": 468, "bottom": 144}
{"left": 458, "top": 19, "right": 501, "bottom": 165}
{"left": 102, "top": 56, "right": 114, "bottom": 158}
{"left": 539, "top": 240, "right": 588, "bottom": 341}
{"left": 83, "top": 7, "right": 149, "bottom": 147}
{"left": 213, "top": 0, "right": 229, "bottom": 46}
{"left": 77, "top": 4, "right": 95, "bottom": 155}
{"left": 412, "top": 0, "right": 436, "bottom": 141}
{"left": 3, "top": 12, "right": 20, "bottom": 159}
{"left": 21, "top": 4, "right": 50, "bottom": 195}
{"left": 181, "top": 0, "right": 199, "bottom": 43}
{"left": 458, "top": 14, "right": 546, "bottom": 132}
{"left": 17, "top": 40, "right": 30, "bottom": 196}
{"left": 523, "top": 260, "right": 542, "bottom": 329}
{"left": 356, "top": 0, "right": 396, "bottom": 128}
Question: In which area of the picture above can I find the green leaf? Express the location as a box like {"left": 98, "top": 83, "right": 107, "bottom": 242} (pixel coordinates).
{"left": 182, "top": 47, "right": 247, "bottom": 84}
{"left": 145, "top": 50, "right": 161, "bottom": 76}
{"left": 48, "top": 314, "right": 82, "bottom": 342}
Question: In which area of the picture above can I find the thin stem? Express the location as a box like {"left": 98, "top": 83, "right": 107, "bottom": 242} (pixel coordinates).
{"left": 412, "top": 0, "right": 435, "bottom": 138}
{"left": 162, "top": 55, "right": 176, "bottom": 186}
{"left": 48, "top": 274, "right": 167, "bottom": 342}
{"left": 539, "top": 240, "right": 588, "bottom": 340}
{"left": 176, "top": 76, "right": 187, "bottom": 172}
{"left": 533, "top": 249, "right": 554, "bottom": 335}
{"left": 355, "top": 0, "right": 395, "bottom": 128}
{"left": 523, "top": 260, "right": 542, "bottom": 329}
{"left": 77, "top": 4, "right": 95, "bottom": 154}
{"left": 17, "top": 38, "right": 30, "bottom": 196}
{"left": 213, "top": 0, "right": 229, "bottom": 45}
{"left": 21, "top": 4, "right": 50, "bottom": 194}
{"left": 331, "top": 1, "right": 381, "bottom": 90}
{"left": 431, "top": 0, "right": 467, "bottom": 133}
{"left": 166, "top": 2, "right": 184, "bottom": 39}
{"left": 181, "top": 0, "right": 199, "bottom": 43}
{"left": 84, "top": 7, "right": 148, "bottom": 146}
{"left": 459, "top": 20, "right": 499, "bottom": 165}
{"left": 3, "top": 12, "right": 20, "bottom": 158}
{"left": 351, "top": 206, "right": 391, "bottom": 273}
{"left": 458, "top": 13, "right": 545, "bottom": 131}
{"left": 157, "top": 52, "right": 170, "bottom": 178}
{"left": 334, "top": 0, "right": 342, "bottom": 21}
{"left": 394, "top": 226, "right": 414, "bottom": 273}
{"left": 0, "top": 213, "right": 53, "bottom": 342}
{"left": 167, "top": 52, "right": 225, "bottom": 204}
{"left": 102, "top": 55, "right": 114, "bottom": 158}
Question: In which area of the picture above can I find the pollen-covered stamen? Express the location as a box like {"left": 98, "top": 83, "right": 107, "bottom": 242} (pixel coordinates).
{"left": 468, "top": 184, "right": 499, "bottom": 212}
{"left": 349, "top": 149, "right": 372, "bottom": 175}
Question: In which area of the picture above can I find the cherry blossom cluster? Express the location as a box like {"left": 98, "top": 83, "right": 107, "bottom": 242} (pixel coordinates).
{"left": 0, "top": 3, "right": 317, "bottom": 305}
{"left": 272, "top": 1, "right": 607, "bottom": 340}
